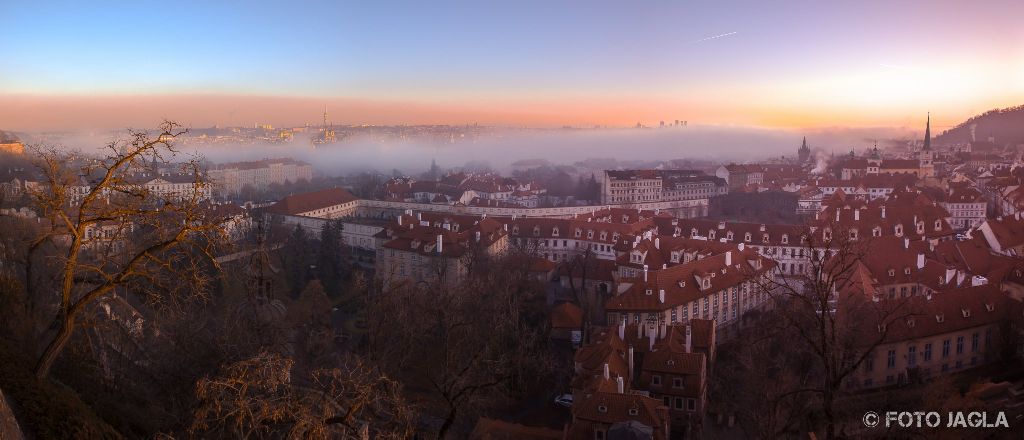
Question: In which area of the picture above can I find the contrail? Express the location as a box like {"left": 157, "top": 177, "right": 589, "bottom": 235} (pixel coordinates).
{"left": 694, "top": 31, "right": 737, "bottom": 43}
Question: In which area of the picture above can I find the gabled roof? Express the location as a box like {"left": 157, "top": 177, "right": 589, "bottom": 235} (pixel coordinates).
{"left": 266, "top": 187, "right": 357, "bottom": 216}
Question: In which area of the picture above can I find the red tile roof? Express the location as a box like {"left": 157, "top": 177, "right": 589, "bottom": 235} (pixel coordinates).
{"left": 266, "top": 187, "right": 357, "bottom": 216}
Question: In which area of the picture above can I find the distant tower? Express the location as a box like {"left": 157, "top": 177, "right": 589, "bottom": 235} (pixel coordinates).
{"left": 798, "top": 136, "right": 811, "bottom": 164}
{"left": 918, "top": 113, "right": 934, "bottom": 177}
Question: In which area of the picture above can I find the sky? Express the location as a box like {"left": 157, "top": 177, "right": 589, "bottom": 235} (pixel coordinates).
{"left": 1, "top": 0, "right": 1022, "bottom": 131}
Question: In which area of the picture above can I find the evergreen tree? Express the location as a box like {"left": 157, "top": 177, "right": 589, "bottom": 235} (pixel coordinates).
{"left": 316, "top": 221, "right": 344, "bottom": 297}
{"left": 284, "top": 225, "right": 312, "bottom": 298}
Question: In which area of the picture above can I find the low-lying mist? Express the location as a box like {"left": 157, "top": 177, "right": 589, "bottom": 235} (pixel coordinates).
{"left": 21, "top": 124, "right": 921, "bottom": 175}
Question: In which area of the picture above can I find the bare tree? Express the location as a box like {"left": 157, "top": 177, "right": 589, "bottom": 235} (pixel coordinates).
{"left": 27, "top": 121, "right": 229, "bottom": 379}
{"left": 368, "top": 253, "right": 553, "bottom": 439}
{"left": 190, "top": 351, "right": 415, "bottom": 439}
{"left": 748, "top": 225, "right": 913, "bottom": 440}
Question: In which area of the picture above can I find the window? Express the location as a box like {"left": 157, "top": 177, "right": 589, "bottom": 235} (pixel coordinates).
{"left": 924, "top": 343, "right": 932, "bottom": 362}
{"left": 972, "top": 333, "right": 979, "bottom": 352}
{"left": 942, "top": 339, "right": 950, "bottom": 358}
{"left": 674, "top": 397, "right": 684, "bottom": 410}
{"left": 651, "top": 375, "right": 661, "bottom": 386}
{"left": 687, "top": 398, "right": 697, "bottom": 411}
{"left": 595, "top": 429, "right": 606, "bottom": 440}
{"left": 673, "top": 377, "right": 683, "bottom": 388}
{"left": 908, "top": 346, "right": 917, "bottom": 366}
{"left": 887, "top": 350, "right": 896, "bottom": 368}
{"left": 865, "top": 355, "right": 874, "bottom": 372}
{"left": 956, "top": 336, "right": 964, "bottom": 354}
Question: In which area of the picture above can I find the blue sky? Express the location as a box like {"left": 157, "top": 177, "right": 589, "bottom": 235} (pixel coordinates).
{"left": 1, "top": 0, "right": 1022, "bottom": 129}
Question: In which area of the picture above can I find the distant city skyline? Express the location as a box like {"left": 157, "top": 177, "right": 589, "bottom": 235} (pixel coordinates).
{"left": 1, "top": 0, "right": 1022, "bottom": 131}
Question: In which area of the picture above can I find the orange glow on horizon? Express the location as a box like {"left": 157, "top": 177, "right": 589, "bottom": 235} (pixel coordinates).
{"left": 0, "top": 92, "right": 1021, "bottom": 132}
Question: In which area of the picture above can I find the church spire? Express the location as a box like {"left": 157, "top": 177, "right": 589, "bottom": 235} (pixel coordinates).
{"left": 923, "top": 112, "right": 931, "bottom": 151}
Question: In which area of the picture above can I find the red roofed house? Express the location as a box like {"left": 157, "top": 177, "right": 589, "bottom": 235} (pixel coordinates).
{"left": 848, "top": 285, "right": 1023, "bottom": 389}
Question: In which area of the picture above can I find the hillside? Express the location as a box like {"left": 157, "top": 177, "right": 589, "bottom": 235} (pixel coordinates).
{"left": 935, "top": 105, "right": 1024, "bottom": 145}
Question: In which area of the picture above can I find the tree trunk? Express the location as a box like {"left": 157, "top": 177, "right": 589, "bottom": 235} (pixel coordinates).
{"left": 437, "top": 402, "right": 458, "bottom": 440}
{"left": 823, "top": 385, "right": 835, "bottom": 440}
{"left": 34, "top": 314, "right": 75, "bottom": 379}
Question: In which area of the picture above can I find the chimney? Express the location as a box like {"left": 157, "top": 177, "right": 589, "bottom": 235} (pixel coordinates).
{"left": 956, "top": 270, "right": 966, "bottom": 286}
{"left": 643, "top": 265, "right": 648, "bottom": 282}
{"left": 658, "top": 289, "right": 665, "bottom": 304}
{"left": 881, "top": 206, "right": 886, "bottom": 219}
{"left": 917, "top": 253, "right": 925, "bottom": 270}
{"left": 475, "top": 231, "right": 481, "bottom": 242}
{"left": 603, "top": 363, "right": 610, "bottom": 380}
{"left": 655, "top": 237, "right": 660, "bottom": 249}
{"left": 725, "top": 251, "right": 732, "bottom": 267}
{"left": 637, "top": 321, "right": 643, "bottom": 338}
{"left": 503, "top": 223, "right": 508, "bottom": 231}
{"left": 648, "top": 330, "right": 655, "bottom": 351}
{"left": 618, "top": 318, "right": 625, "bottom": 340}
{"left": 903, "top": 238, "right": 909, "bottom": 249}
{"left": 854, "top": 209, "right": 860, "bottom": 221}
{"left": 616, "top": 376, "right": 624, "bottom": 394}
{"left": 417, "top": 212, "right": 422, "bottom": 221}
{"left": 737, "top": 242, "right": 744, "bottom": 251}
{"left": 685, "top": 324, "right": 692, "bottom": 353}
{"left": 628, "top": 346, "right": 634, "bottom": 379}
{"left": 659, "top": 320, "right": 667, "bottom": 339}
{"left": 835, "top": 209, "right": 840, "bottom": 222}
{"left": 436, "top": 234, "right": 443, "bottom": 254}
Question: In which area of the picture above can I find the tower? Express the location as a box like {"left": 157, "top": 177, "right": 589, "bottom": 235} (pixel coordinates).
{"left": 918, "top": 113, "right": 934, "bottom": 177}
{"left": 798, "top": 136, "right": 811, "bottom": 164}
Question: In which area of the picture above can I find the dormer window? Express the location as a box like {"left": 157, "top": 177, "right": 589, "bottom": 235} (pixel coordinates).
{"left": 726, "top": 231, "right": 734, "bottom": 240}
{"left": 936, "top": 314, "right": 944, "bottom": 323}
{"left": 600, "top": 231, "right": 607, "bottom": 241}
{"left": 849, "top": 229, "right": 858, "bottom": 240}
{"left": 895, "top": 224, "right": 903, "bottom": 236}
{"left": 533, "top": 226, "right": 541, "bottom": 237}
{"left": 552, "top": 227, "right": 559, "bottom": 237}
{"left": 691, "top": 228, "right": 698, "bottom": 237}
{"left": 744, "top": 233, "right": 752, "bottom": 242}
{"left": 888, "top": 269, "right": 895, "bottom": 277}
{"left": 986, "top": 303, "right": 995, "bottom": 312}
{"left": 823, "top": 228, "right": 832, "bottom": 241}
{"left": 628, "top": 408, "right": 639, "bottom": 416}
{"left": 511, "top": 225, "right": 519, "bottom": 235}
{"left": 781, "top": 234, "right": 789, "bottom": 244}
{"left": 645, "top": 289, "right": 653, "bottom": 295}
{"left": 598, "top": 405, "right": 608, "bottom": 413}
{"left": 671, "top": 252, "right": 680, "bottom": 263}
{"left": 916, "top": 222, "right": 925, "bottom": 234}
{"left": 904, "top": 268, "right": 911, "bottom": 275}
{"left": 962, "top": 308, "right": 970, "bottom": 318}
{"left": 677, "top": 280, "right": 685, "bottom": 287}
{"left": 587, "top": 230, "right": 594, "bottom": 239}
{"left": 612, "top": 233, "right": 620, "bottom": 241}
{"left": 703, "top": 278, "right": 711, "bottom": 289}
{"left": 907, "top": 318, "right": 915, "bottom": 327}
{"left": 762, "top": 233, "right": 769, "bottom": 243}
{"left": 708, "top": 230, "right": 716, "bottom": 239}
{"left": 877, "top": 324, "right": 886, "bottom": 333}
{"left": 872, "top": 226, "right": 881, "bottom": 237}
{"left": 575, "top": 228, "right": 582, "bottom": 238}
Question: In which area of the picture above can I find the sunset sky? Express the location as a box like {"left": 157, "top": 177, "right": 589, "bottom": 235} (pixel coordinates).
{"left": 1, "top": 0, "right": 1022, "bottom": 131}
